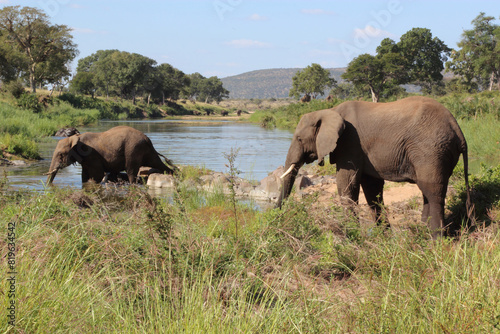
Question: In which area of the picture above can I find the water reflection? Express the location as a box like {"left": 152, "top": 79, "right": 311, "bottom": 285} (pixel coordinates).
{"left": 3, "top": 120, "right": 293, "bottom": 192}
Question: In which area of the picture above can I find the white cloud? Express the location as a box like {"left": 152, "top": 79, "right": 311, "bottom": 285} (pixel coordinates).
{"left": 225, "top": 39, "right": 272, "bottom": 48}
{"left": 301, "top": 9, "right": 336, "bottom": 15}
{"left": 353, "top": 25, "right": 395, "bottom": 39}
{"left": 248, "top": 14, "right": 268, "bottom": 21}
{"left": 0, "top": 0, "right": 10, "bottom": 3}
{"left": 327, "top": 38, "right": 346, "bottom": 45}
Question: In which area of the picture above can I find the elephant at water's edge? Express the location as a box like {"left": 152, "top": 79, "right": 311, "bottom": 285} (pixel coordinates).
{"left": 277, "top": 96, "right": 472, "bottom": 239}
{"left": 46, "top": 126, "right": 177, "bottom": 185}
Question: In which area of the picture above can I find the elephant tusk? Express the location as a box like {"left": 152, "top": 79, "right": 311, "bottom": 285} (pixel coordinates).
{"left": 280, "top": 164, "right": 296, "bottom": 179}
{"left": 44, "top": 169, "right": 58, "bottom": 175}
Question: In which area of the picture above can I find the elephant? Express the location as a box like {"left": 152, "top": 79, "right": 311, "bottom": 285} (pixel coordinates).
{"left": 276, "top": 96, "right": 472, "bottom": 238}
{"left": 46, "top": 125, "right": 177, "bottom": 185}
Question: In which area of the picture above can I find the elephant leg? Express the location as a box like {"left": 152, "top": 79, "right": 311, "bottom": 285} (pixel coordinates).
{"left": 416, "top": 181, "right": 447, "bottom": 239}
{"left": 361, "top": 176, "right": 388, "bottom": 226}
{"left": 126, "top": 161, "right": 141, "bottom": 183}
{"left": 422, "top": 195, "right": 430, "bottom": 223}
{"left": 336, "top": 169, "right": 361, "bottom": 215}
{"left": 81, "top": 166, "right": 104, "bottom": 183}
{"left": 88, "top": 167, "right": 105, "bottom": 183}
{"left": 81, "top": 168, "right": 90, "bottom": 183}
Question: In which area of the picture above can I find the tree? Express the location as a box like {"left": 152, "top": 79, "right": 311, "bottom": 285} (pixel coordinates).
{"left": 342, "top": 54, "right": 386, "bottom": 102}
{"left": 398, "top": 28, "right": 450, "bottom": 93}
{"left": 153, "top": 63, "right": 190, "bottom": 104}
{"left": 185, "top": 73, "right": 229, "bottom": 103}
{"left": 71, "top": 71, "right": 96, "bottom": 97}
{"left": 111, "top": 52, "right": 156, "bottom": 104}
{"left": 289, "top": 63, "right": 336, "bottom": 99}
{"left": 200, "top": 76, "right": 229, "bottom": 103}
{"left": 343, "top": 28, "right": 449, "bottom": 101}
{"left": 80, "top": 49, "right": 119, "bottom": 98}
{"left": 0, "top": 6, "right": 78, "bottom": 92}
{"left": 446, "top": 13, "right": 500, "bottom": 91}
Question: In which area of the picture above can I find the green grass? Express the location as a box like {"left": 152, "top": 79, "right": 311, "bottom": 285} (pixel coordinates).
{"left": 0, "top": 102, "right": 101, "bottom": 160}
{"left": 1, "top": 164, "right": 500, "bottom": 333}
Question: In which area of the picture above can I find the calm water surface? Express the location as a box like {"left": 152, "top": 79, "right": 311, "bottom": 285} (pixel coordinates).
{"left": 3, "top": 120, "right": 293, "bottom": 190}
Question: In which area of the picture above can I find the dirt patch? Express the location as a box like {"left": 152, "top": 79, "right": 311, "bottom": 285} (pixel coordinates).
{"left": 299, "top": 180, "right": 424, "bottom": 228}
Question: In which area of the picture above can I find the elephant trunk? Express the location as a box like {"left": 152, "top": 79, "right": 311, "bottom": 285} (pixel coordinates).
{"left": 46, "top": 168, "right": 58, "bottom": 185}
{"left": 46, "top": 158, "right": 62, "bottom": 185}
{"left": 276, "top": 163, "right": 299, "bottom": 209}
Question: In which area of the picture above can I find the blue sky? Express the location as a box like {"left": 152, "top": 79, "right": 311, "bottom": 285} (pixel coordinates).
{"left": 2, "top": 0, "right": 499, "bottom": 77}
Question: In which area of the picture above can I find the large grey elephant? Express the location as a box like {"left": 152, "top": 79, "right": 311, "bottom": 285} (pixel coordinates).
{"left": 46, "top": 126, "right": 177, "bottom": 185}
{"left": 277, "top": 96, "right": 472, "bottom": 238}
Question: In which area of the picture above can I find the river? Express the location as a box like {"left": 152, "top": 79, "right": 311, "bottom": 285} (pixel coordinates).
{"left": 3, "top": 120, "right": 294, "bottom": 190}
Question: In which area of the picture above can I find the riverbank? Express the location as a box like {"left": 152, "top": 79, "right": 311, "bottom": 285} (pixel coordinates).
{"left": 0, "top": 92, "right": 254, "bottom": 162}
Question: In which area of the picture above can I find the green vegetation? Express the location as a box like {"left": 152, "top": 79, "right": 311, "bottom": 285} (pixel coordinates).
{"left": 446, "top": 12, "right": 500, "bottom": 92}
{"left": 0, "top": 90, "right": 231, "bottom": 160}
{"left": 1, "top": 159, "right": 499, "bottom": 332}
{"left": 0, "top": 6, "right": 77, "bottom": 93}
{"left": 0, "top": 99, "right": 99, "bottom": 159}
{"left": 249, "top": 98, "right": 343, "bottom": 129}
{"left": 72, "top": 50, "right": 228, "bottom": 105}
{"left": 343, "top": 28, "right": 450, "bottom": 102}
{"left": 289, "top": 63, "right": 336, "bottom": 100}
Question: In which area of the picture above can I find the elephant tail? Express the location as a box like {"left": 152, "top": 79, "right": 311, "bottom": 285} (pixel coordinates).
{"left": 462, "top": 143, "right": 474, "bottom": 222}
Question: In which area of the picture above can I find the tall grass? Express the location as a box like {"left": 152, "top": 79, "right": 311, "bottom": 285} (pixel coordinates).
{"left": 1, "top": 165, "right": 500, "bottom": 333}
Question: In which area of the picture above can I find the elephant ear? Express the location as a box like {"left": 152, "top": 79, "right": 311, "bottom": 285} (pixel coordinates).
{"left": 68, "top": 135, "right": 83, "bottom": 163}
{"left": 316, "top": 110, "right": 345, "bottom": 165}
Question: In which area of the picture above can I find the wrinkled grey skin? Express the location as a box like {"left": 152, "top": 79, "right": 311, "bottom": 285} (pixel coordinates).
{"left": 47, "top": 126, "right": 177, "bottom": 185}
{"left": 277, "top": 96, "right": 471, "bottom": 239}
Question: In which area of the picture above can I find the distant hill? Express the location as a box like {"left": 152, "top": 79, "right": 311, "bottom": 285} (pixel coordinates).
{"left": 221, "top": 68, "right": 346, "bottom": 99}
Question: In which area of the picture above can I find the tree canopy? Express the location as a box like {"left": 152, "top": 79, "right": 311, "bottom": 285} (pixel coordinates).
{"left": 0, "top": 6, "right": 78, "bottom": 92}
{"left": 343, "top": 28, "right": 449, "bottom": 101}
{"left": 71, "top": 50, "right": 228, "bottom": 104}
{"left": 446, "top": 13, "right": 500, "bottom": 92}
{"left": 289, "top": 63, "right": 336, "bottom": 99}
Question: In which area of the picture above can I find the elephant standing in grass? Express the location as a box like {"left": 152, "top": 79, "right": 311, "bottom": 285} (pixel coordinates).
{"left": 277, "top": 96, "right": 472, "bottom": 238}
{"left": 46, "top": 126, "right": 177, "bottom": 185}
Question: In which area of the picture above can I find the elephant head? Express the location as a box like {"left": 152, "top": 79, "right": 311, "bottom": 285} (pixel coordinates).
{"left": 46, "top": 135, "right": 90, "bottom": 185}
{"left": 277, "top": 109, "right": 345, "bottom": 207}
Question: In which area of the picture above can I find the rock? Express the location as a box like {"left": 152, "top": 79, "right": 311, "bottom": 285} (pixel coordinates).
{"left": 138, "top": 166, "right": 163, "bottom": 177}
{"left": 255, "top": 166, "right": 313, "bottom": 201}
{"left": 54, "top": 127, "right": 80, "bottom": 137}
{"left": 0, "top": 158, "right": 13, "bottom": 166}
{"left": 294, "top": 175, "right": 313, "bottom": 190}
{"left": 11, "top": 160, "right": 27, "bottom": 166}
{"left": 147, "top": 173, "right": 175, "bottom": 188}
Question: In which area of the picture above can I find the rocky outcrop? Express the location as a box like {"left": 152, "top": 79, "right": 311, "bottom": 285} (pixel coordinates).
{"left": 54, "top": 127, "right": 80, "bottom": 137}
{"left": 144, "top": 166, "right": 332, "bottom": 202}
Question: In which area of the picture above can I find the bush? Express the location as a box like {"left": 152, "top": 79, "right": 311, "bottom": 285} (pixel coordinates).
{"left": 4, "top": 80, "right": 26, "bottom": 99}
{"left": 17, "top": 93, "right": 42, "bottom": 113}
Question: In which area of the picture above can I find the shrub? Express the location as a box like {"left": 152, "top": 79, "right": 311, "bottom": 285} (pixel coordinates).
{"left": 17, "top": 93, "right": 42, "bottom": 113}
{"left": 4, "top": 80, "right": 26, "bottom": 99}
